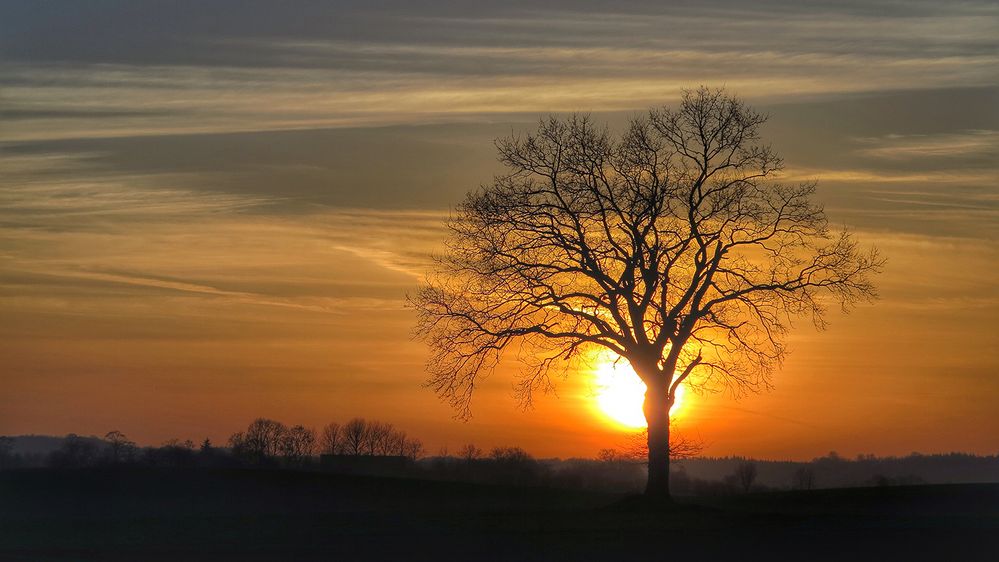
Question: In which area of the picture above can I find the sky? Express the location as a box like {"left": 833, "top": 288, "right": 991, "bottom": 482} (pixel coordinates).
{"left": 1, "top": 0, "right": 997, "bottom": 460}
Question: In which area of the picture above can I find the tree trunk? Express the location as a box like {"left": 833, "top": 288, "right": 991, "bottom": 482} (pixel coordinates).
{"left": 643, "top": 383, "right": 671, "bottom": 501}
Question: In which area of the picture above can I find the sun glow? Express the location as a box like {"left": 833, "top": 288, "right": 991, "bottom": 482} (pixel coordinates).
{"left": 591, "top": 355, "right": 686, "bottom": 429}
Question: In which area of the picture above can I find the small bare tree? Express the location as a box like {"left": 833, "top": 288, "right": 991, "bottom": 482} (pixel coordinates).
{"left": 342, "top": 418, "right": 369, "bottom": 456}
{"left": 280, "top": 425, "right": 317, "bottom": 465}
{"left": 364, "top": 421, "right": 394, "bottom": 455}
{"left": 413, "top": 87, "right": 883, "bottom": 500}
{"left": 104, "top": 430, "right": 137, "bottom": 464}
{"left": 457, "top": 443, "right": 484, "bottom": 462}
{"left": 402, "top": 437, "right": 424, "bottom": 461}
{"left": 622, "top": 427, "right": 704, "bottom": 462}
{"left": 229, "top": 418, "right": 287, "bottom": 464}
{"left": 792, "top": 466, "right": 816, "bottom": 490}
{"left": 319, "top": 422, "right": 343, "bottom": 455}
{"left": 735, "top": 461, "right": 758, "bottom": 493}
{"left": 49, "top": 434, "right": 100, "bottom": 468}
{"left": 319, "top": 418, "right": 423, "bottom": 459}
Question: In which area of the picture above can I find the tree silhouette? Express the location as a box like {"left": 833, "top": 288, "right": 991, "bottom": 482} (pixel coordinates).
{"left": 792, "top": 465, "right": 816, "bottom": 490}
{"left": 319, "top": 422, "right": 343, "bottom": 455}
{"left": 413, "top": 87, "right": 883, "bottom": 500}
{"left": 280, "top": 425, "right": 317, "bottom": 465}
{"left": 228, "top": 418, "right": 287, "bottom": 464}
{"left": 320, "top": 418, "right": 424, "bottom": 459}
{"left": 104, "top": 430, "right": 137, "bottom": 464}
{"left": 622, "top": 428, "right": 704, "bottom": 462}
{"left": 734, "top": 461, "right": 758, "bottom": 493}
{"left": 457, "top": 443, "right": 484, "bottom": 462}
{"left": 49, "top": 434, "right": 101, "bottom": 468}
{"left": 364, "top": 421, "right": 394, "bottom": 455}
{"left": 342, "top": 418, "right": 370, "bottom": 456}
{"left": 401, "top": 436, "right": 424, "bottom": 461}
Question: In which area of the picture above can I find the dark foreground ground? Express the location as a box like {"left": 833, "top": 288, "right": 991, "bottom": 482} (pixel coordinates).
{"left": 1, "top": 469, "right": 997, "bottom": 561}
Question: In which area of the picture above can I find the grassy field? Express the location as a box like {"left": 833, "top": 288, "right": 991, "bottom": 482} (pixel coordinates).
{"left": 1, "top": 468, "right": 996, "bottom": 561}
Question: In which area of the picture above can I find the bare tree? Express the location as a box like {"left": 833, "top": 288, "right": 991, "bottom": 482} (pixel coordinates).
{"left": 162, "top": 438, "right": 195, "bottom": 450}
{"left": 153, "top": 438, "right": 197, "bottom": 467}
{"left": 386, "top": 429, "right": 413, "bottom": 457}
{"left": 792, "top": 465, "right": 816, "bottom": 490}
{"left": 104, "top": 430, "right": 137, "bottom": 464}
{"left": 488, "top": 446, "right": 543, "bottom": 486}
{"left": 402, "top": 438, "right": 424, "bottom": 461}
{"left": 734, "top": 461, "right": 758, "bottom": 493}
{"left": 319, "top": 422, "right": 343, "bottom": 455}
{"left": 364, "top": 421, "right": 394, "bottom": 455}
{"left": 489, "top": 446, "right": 533, "bottom": 462}
{"left": 280, "top": 425, "right": 317, "bottom": 465}
{"left": 342, "top": 418, "right": 369, "bottom": 456}
{"left": 413, "top": 87, "right": 883, "bottom": 500}
{"left": 49, "top": 434, "right": 100, "bottom": 468}
{"left": 248, "top": 418, "right": 288, "bottom": 458}
{"left": 457, "top": 443, "right": 483, "bottom": 462}
{"left": 229, "top": 418, "right": 287, "bottom": 463}
{"left": 622, "top": 427, "right": 704, "bottom": 462}
{"left": 597, "top": 448, "right": 625, "bottom": 463}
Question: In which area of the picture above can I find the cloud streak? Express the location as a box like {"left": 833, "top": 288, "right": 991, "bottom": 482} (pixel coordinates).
{"left": 854, "top": 129, "right": 999, "bottom": 159}
{"left": 2, "top": 0, "right": 996, "bottom": 141}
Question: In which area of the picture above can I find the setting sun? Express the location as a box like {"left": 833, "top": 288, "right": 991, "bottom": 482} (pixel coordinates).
{"left": 591, "top": 355, "right": 686, "bottom": 429}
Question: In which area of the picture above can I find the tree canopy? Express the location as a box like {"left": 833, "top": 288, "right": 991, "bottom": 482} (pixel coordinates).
{"left": 412, "top": 87, "right": 883, "bottom": 497}
{"left": 416, "top": 88, "right": 881, "bottom": 411}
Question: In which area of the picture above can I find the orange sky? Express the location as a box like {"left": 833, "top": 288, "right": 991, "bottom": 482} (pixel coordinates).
{"left": 1, "top": 1, "right": 997, "bottom": 459}
{"left": 2, "top": 205, "right": 995, "bottom": 459}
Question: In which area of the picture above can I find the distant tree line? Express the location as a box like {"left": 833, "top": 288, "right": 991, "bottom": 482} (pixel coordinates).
{"left": 425, "top": 445, "right": 552, "bottom": 487}
{"left": 316, "top": 418, "right": 424, "bottom": 459}
{"left": 0, "top": 417, "right": 425, "bottom": 471}
{"left": 2, "top": 430, "right": 996, "bottom": 496}
{"left": 228, "top": 419, "right": 319, "bottom": 467}
{"left": 666, "top": 451, "right": 999, "bottom": 495}
{"left": 420, "top": 449, "right": 999, "bottom": 495}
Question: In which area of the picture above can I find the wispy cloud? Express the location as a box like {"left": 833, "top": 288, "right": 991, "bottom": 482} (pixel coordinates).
{"left": 854, "top": 130, "right": 999, "bottom": 159}
{"left": 783, "top": 167, "right": 996, "bottom": 184}
{"left": 0, "top": 172, "right": 444, "bottom": 326}
{"left": 2, "top": 0, "right": 996, "bottom": 141}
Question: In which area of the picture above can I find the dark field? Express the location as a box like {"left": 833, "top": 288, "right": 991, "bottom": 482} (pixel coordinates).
{"left": 1, "top": 469, "right": 996, "bottom": 561}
